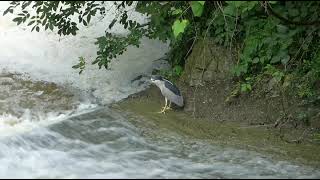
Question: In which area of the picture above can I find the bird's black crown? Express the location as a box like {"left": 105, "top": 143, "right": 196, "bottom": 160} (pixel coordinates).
{"left": 151, "top": 75, "right": 163, "bottom": 81}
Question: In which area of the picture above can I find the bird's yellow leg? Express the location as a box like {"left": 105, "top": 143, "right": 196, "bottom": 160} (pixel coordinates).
{"left": 165, "top": 101, "right": 172, "bottom": 110}
{"left": 157, "top": 98, "right": 167, "bottom": 113}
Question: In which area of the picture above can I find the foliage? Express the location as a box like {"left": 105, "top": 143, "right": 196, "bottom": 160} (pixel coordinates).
{"left": 4, "top": 1, "right": 320, "bottom": 99}
{"left": 211, "top": 1, "right": 320, "bottom": 98}
{"left": 72, "top": 56, "right": 86, "bottom": 74}
{"left": 240, "top": 77, "right": 252, "bottom": 93}
{"left": 3, "top": 1, "right": 207, "bottom": 74}
{"left": 190, "top": 1, "right": 205, "bottom": 17}
{"left": 3, "top": 1, "right": 106, "bottom": 35}
{"left": 158, "top": 65, "right": 184, "bottom": 81}
{"left": 172, "top": 19, "right": 189, "bottom": 38}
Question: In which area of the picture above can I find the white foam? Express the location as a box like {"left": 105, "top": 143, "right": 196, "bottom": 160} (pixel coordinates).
{"left": 0, "top": 103, "right": 99, "bottom": 138}
{"left": 0, "top": 1, "right": 169, "bottom": 138}
{"left": 0, "top": 120, "right": 318, "bottom": 179}
{"left": 0, "top": 1, "right": 169, "bottom": 104}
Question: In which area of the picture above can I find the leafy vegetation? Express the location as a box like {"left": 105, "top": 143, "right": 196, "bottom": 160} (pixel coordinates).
{"left": 3, "top": 1, "right": 320, "bottom": 99}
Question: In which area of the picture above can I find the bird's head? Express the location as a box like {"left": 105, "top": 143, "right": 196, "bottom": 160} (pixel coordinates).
{"left": 150, "top": 75, "right": 163, "bottom": 84}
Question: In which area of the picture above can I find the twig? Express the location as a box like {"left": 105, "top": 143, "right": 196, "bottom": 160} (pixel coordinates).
{"left": 177, "top": 5, "right": 191, "bottom": 21}
{"left": 228, "top": 8, "right": 238, "bottom": 51}
{"left": 290, "top": 30, "right": 314, "bottom": 65}
{"left": 260, "top": 1, "right": 269, "bottom": 15}
{"left": 238, "top": 124, "right": 274, "bottom": 129}
{"left": 216, "top": 1, "right": 231, "bottom": 46}
{"left": 198, "top": 7, "right": 219, "bottom": 84}
{"left": 183, "top": 36, "right": 197, "bottom": 61}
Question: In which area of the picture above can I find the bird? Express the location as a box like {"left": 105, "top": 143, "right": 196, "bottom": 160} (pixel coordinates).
{"left": 150, "top": 75, "right": 184, "bottom": 113}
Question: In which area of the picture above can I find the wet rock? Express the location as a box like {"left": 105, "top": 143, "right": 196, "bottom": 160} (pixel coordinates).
{"left": 0, "top": 77, "right": 14, "bottom": 85}
{"left": 0, "top": 73, "right": 81, "bottom": 118}
{"left": 266, "top": 78, "right": 281, "bottom": 98}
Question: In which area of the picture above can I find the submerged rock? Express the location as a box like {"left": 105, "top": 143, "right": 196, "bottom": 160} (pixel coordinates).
{"left": 0, "top": 73, "right": 81, "bottom": 119}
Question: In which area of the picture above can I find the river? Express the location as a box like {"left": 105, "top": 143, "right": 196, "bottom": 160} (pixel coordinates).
{"left": 0, "top": 1, "right": 319, "bottom": 178}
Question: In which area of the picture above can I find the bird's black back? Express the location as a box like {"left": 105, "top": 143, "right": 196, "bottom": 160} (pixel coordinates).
{"left": 164, "top": 79, "right": 181, "bottom": 96}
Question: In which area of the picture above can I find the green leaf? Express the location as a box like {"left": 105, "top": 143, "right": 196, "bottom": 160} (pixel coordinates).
{"left": 241, "top": 83, "right": 252, "bottom": 92}
{"left": 172, "top": 19, "right": 189, "bottom": 38}
{"left": 173, "top": 65, "right": 183, "bottom": 76}
{"left": 271, "top": 55, "right": 280, "bottom": 64}
{"left": 247, "top": 84, "right": 252, "bottom": 91}
{"left": 22, "top": 1, "right": 32, "bottom": 10}
{"left": 190, "top": 1, "right": 204, "bottom": 17}
{"left": 27, "top": 20, "right": 35, "bottom": 26}
{"left": 12, "top": 17, "right": 21, "bottom": 22}
{"left": 172, "top": 8, "right": 183, "bottom": 15}
{"left": 198, "top": 1, "right": 205, "bottom": 5}
{"left": 92, "top": 59, "right": 99, "bottom": 65}
{"left": 49, "top": 23, "right": 54, "bottom": 31}
{"left": 72, "top": 64, "right": 80, "bottom": 69}
{"left": 87, "top": 14, "right": 91, "bottom": 23}
{"left": 288, "top": 8, "right": 299, "bottom": 17}
{"left": 245, "top": 77, "right": 252, "bottom": 81}
{"left": 3, "top": 8, "right": 11, "bottom": 16}
{"left": 226, "top": 1, "right": 244, "bottom": 7}
{"left": 281, "top": 55, "right": 290, "bottom": 65}
{"left": 83, "top": 20, "right": 87, "bottom": 26}
{"left": 42, "top": 18, "right": 47, "bottom": 26}
{"left": 17, "top": 20, "right": 22, "bottom": 25}
{"left": 253, "top": 57, "right": 260, "bottom": 64}
{"left": 277, "top": 24, "right": 288, "bottom": 33}
{"left": 223, "top": 5, "right": 236, "bottom": 16}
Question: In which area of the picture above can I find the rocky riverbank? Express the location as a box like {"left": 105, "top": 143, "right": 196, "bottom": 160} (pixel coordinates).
{"left": 112, "top": 38, "right": 320, "bottom": 168}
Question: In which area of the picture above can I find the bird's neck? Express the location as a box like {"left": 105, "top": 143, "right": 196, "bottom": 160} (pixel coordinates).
{"left": 154, "top": 81, "right": 165, "bottom": 91}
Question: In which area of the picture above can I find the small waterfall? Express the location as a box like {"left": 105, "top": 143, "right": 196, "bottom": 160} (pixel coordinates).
{"left": 0, "top": 1, "right": 169, "bottom": 105}
{"left": 0, "top": 1, "right": 168, "bottom": 135}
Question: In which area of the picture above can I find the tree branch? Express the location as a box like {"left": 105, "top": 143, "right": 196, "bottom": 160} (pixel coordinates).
{"left": 136, "top": 22, "right": 150, "bottom": 28}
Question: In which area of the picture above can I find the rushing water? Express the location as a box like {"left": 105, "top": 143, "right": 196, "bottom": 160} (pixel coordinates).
{"left": 0, "top": 1, "right": 320, "bottom": 179}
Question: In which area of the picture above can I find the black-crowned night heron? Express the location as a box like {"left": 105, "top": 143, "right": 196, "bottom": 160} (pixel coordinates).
{"left": 150, "top": 75, "right": 184, "bottom": 113}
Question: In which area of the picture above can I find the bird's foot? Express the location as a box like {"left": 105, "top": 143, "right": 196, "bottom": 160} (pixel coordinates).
{"left": 165, "top": 106, "right": 172, "bottom": 110}
{"left": 157, "top": 110, "right": 166, "bottom": 114}
{"left": 157, "top": 107, "right": 167, "bottom": 114}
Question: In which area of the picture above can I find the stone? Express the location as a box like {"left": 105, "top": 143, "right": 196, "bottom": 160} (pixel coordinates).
{"left": 181, "top": 38, "right": 236, "bottom": 86}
